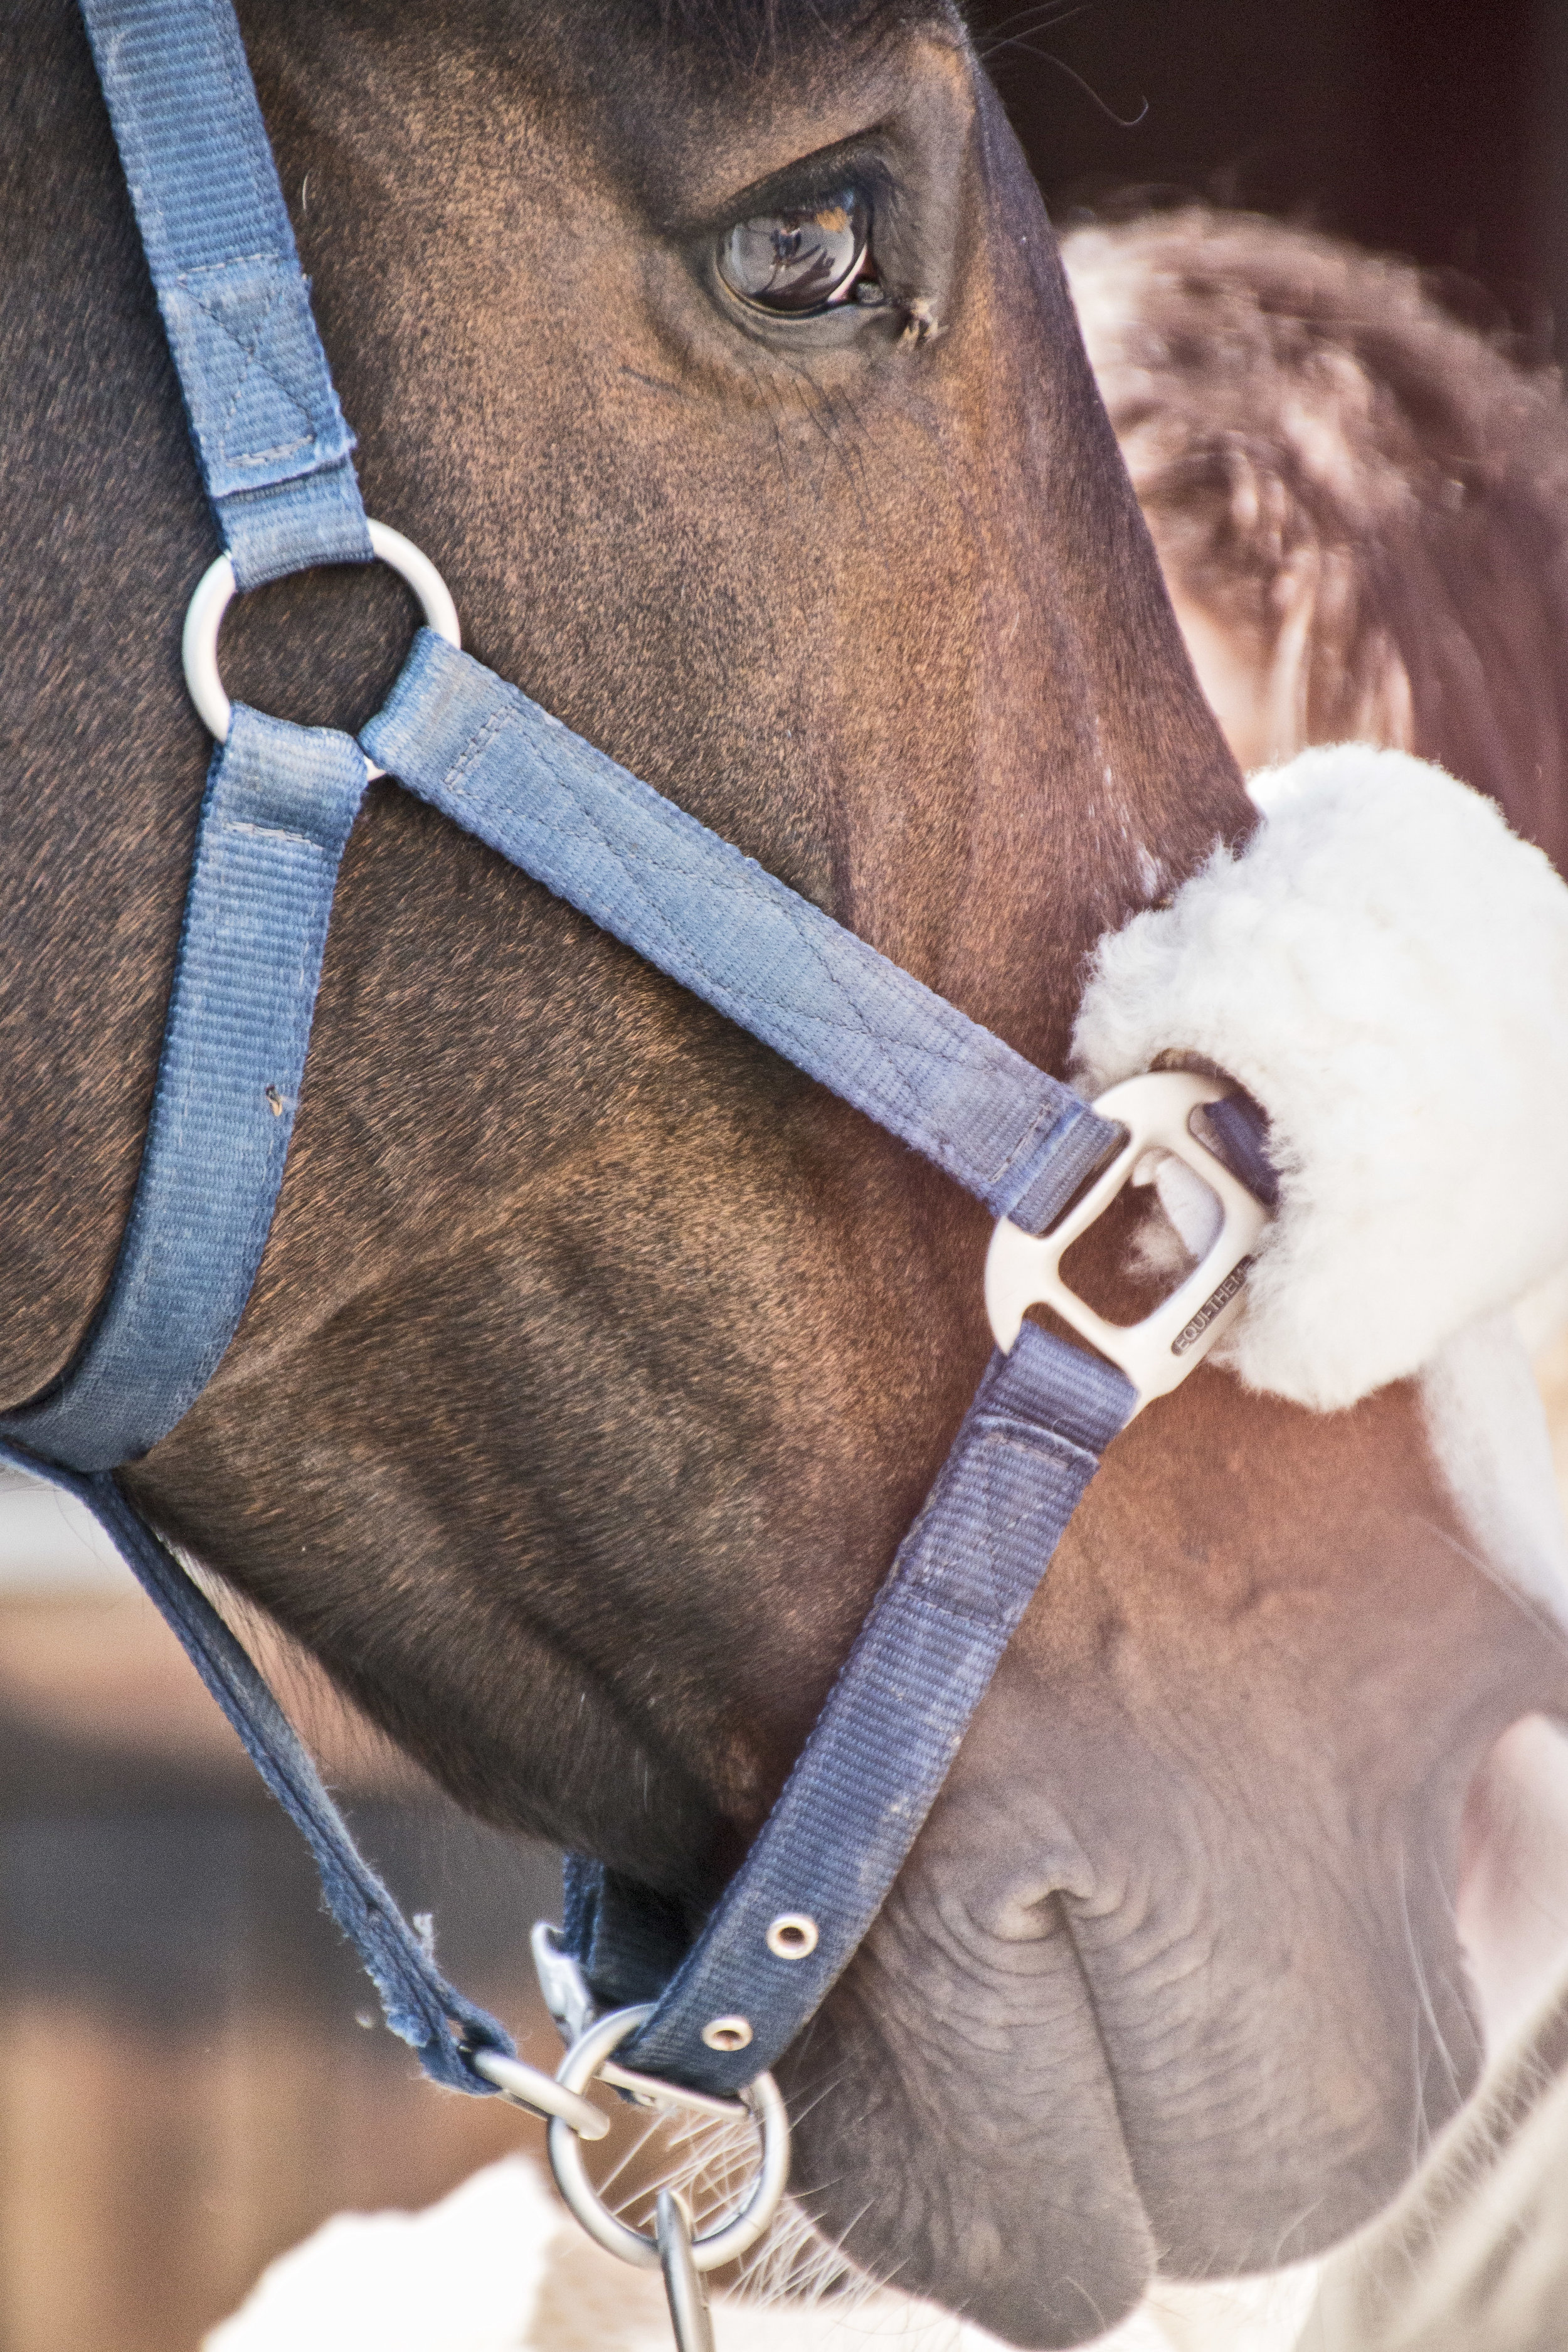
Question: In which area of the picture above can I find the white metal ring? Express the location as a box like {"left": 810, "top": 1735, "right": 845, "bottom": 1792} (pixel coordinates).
{"left": 180, "top": 519, "right": 461, "bottom": 781}
{"left": 547, "top": 2005, "right": 792, "bottom": 2272}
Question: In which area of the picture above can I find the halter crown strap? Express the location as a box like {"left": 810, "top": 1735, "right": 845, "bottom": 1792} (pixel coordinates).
{"left": 3, "top": 0, "right": 507, "bottom": 2099}
{"left": 79, "top": 0, "right": 373, "bottom": 587}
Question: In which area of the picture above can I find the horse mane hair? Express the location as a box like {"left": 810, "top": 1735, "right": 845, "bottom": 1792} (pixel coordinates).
{"left": 1061, "top": 204, "right": 1568, "bottom": 869}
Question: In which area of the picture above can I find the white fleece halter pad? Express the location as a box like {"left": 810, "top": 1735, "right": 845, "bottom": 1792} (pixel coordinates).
{"left": 1072, "top": 744, "right": 1568, "bottom": 1411}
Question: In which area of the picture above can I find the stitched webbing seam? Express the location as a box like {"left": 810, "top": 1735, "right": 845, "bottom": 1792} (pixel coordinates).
{"left": 435, "top": 691, "right": 1065, "bottom": 1182}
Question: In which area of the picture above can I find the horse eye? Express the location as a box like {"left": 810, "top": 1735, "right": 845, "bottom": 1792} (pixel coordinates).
{"left": 718, "top": 187, "right": 872, "bottom": 314}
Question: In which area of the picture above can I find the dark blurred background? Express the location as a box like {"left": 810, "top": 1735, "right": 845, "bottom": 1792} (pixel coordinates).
{"left": 0, "top": 1473, "right": 563, "bottom": 2352}
{"left": 973, "top": 0, "right": 1568, "bottom": 365}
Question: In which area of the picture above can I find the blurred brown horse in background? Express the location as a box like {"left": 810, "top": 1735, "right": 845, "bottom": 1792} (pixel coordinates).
{"left": 1067, "top": 204, "right": 1568, "bottom": 2351}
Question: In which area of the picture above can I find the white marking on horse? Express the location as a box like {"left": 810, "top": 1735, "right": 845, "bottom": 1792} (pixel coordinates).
{"left": 1421, "top": 1316, "right": 1568, "bottom": 1632}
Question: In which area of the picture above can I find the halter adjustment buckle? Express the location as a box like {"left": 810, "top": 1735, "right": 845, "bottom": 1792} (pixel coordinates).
{"left": 985, "top": 1069, "right": 1271, "bottom": 1409}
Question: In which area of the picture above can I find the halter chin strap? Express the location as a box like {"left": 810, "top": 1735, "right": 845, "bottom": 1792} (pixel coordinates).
{"left": 8, "top": 0, "right": 1267, "bottom": 2103}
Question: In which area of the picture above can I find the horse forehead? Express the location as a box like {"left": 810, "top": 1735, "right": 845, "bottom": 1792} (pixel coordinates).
{"left": 529, "top": 0, "right": 971, "bottom": 211}
{"left": 586, "top": 0, "right": 963, "bottom": 70}
{"left": 1421, "top": 1315, "right": 1568, "bottom": 1629}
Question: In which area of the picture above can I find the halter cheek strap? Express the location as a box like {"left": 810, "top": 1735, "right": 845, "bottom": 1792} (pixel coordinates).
{"left": 8, "top": 0, "right": 1269, "bottom": 2119}
{"left": 2, "top": 710, "right": 366, "bottom": 1471}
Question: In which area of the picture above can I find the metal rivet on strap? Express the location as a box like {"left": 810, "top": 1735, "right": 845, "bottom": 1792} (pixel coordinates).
{"left": 700, "top": 2015, "right": 753, "bottom": 2052}
{"left": 765, "top": 1913, "right": 819, "bottom": 1960}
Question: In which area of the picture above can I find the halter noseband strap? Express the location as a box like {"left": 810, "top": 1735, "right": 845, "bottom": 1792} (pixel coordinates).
{"left": 5, "top": 0, "right": 1270, "bottom": 2119}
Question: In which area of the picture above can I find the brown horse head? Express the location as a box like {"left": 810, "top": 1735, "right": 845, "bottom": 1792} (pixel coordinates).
{"left": 5, "top": 2, "right": 1566, "bottom": 2341}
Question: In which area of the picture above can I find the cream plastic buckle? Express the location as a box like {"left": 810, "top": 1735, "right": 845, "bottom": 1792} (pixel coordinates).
{"left": 985, "top": 1070, "right": 1271, "bottom": 1411}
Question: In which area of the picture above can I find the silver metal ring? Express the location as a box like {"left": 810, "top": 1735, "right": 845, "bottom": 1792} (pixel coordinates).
{"left": 546, "top": 2005, "right": 791, "bottom": 2272}
{"left": 180, "top": 519, "right": 461, "bottom": 782}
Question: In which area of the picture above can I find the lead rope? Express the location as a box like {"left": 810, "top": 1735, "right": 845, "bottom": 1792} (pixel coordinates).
{"left": 11, "top": 2, "right": 1277, "bottom": 2338}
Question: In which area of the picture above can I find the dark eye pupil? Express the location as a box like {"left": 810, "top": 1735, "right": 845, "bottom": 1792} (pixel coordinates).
{"left": 719, "top": 188, "right": 869, "bottom": 314}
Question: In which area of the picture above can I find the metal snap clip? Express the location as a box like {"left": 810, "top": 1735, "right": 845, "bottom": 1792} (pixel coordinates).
{"left": 181, "top": 519, "right": 461, "bottom": 782}
{"left": 547, "top": 2005, "right": 790, "bottom": 2272}
{"left": 466, "top": 2045, "right": 609, "bottom": 2139}
{"left": 656, "top": 2190, "right": 716, "bottom": 2352}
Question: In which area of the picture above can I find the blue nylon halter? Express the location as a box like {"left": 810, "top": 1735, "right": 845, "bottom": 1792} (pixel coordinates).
{"left": 4, "top": 0, "right": 1261, "bottom": 2100}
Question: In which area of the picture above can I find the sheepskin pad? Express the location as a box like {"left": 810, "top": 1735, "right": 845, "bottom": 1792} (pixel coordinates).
{"left": 1072, "top": 744, "right": 1568, "bottom": 1411}
{"left": 201, "top": 2152, "right": 1320, "bottom": 2352}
